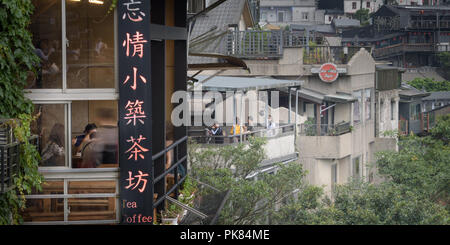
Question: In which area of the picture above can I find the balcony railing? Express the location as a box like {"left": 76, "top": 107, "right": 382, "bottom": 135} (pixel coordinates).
{"left": 372, "top": 43, "right": 435, "bottom": 59}
{"left": 189, "top": 124, "right": 295, "bottom": 145}
{"left": 225, "top": 30, "right": 323, "bottom": 59}
{"left": 303, "top": 46, "right": 370, "bottom": 65}
{"left": 298, "top": 122, "right": 351, "bottom": 136}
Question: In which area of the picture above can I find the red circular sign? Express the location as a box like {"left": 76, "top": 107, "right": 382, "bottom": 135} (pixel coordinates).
{"left": 319, "top": 63, "right": 339, "bottom": 83}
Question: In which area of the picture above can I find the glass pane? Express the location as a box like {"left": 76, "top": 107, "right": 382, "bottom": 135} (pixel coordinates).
{"left": 71, "top": 100, "right": 118, "bottom": 168}
{"left": 22, "top": 198, "right": 65, "bottom": 222}
{"left": 28, "top": 0, "right": 63, "bottom": 89}
{"left": 66, "top": 0, "right": 115, "bottom": 88}
{"left": 32, "top": 104, "right": 66, "bottom": 167}
{"left": 68, "top": 180, "right": 116, "bottom": 194}
{"left": 67, "top": 180, "right": 117, "bottom": 221}
{"left": 32, "top": 180, "right": 64, "bottom": 195}
{"left": 68, "top": 197, "right": 117, "bottom": 221}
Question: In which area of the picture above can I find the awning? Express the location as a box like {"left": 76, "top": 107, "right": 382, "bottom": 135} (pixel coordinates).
{"left": 297, "top": 88, "right": 356, "bottom": 104}
{"left": 188, "top": 53, "right": 249, "bottom": 71}
{"left": 296, "top": 88, "right": 325, "bottom": 104}
{"left": 324, "top": 93, "right": 357, "bottom": 103}
{"left": 194, "top": 75, "right": 304, "bottom": 92}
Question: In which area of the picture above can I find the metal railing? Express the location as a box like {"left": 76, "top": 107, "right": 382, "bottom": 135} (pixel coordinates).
{"left": 1, "top": 135, "right": 38, "bottom": 194}
{"left": 152, "top": 136, "right": 188, "bottom": 209}
{"left": 189, "top": 124, "right": 295, "bottom": 145}
{"left": 303, "top": 46, "right": 370, "bottom": 65}
{"left": 298, "top": 122, "right": 351, "bottom": 136}
{"left": 225, "top": 30, "right": 323, "bottom": 59}
{"left": 372, "top": 43, "right": 435, "bottom": 59}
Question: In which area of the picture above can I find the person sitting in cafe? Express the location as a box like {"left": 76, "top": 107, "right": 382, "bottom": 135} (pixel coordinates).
{"left": 41, "top": 123, "right": 65, "bottom": 166}
{"left": 72, "top": 123, "right": 97, "bottom": 155}
{"left": 80, "top": 132, "right": 101, "bottom": 168}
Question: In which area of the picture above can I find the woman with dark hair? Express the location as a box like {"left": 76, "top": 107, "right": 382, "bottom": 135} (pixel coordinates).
{"left": 41, "top": 123, "right": 65, "bottom": 166}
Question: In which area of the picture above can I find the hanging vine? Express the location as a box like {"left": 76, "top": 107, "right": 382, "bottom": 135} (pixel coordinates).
{"left": 0, "top": 0, "right": 43, "bottom": 224}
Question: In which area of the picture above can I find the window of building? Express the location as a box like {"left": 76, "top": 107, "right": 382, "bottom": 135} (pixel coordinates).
{"left": 366, "top": 1, "right": 370, "bottom": 8}
{"left": 277, "top": 11, "right": 285, "bottom": 22}
{"left": 25, "top": 0, "right": 120, "bottom": 224}
{"left": 352, "top": 2, "right": 357, "bottom": 9}
{"left": 302, "top": 12, "right": 309, "bottom": 21}
{"left": 353, "top": 90, "right": 362, "bottom": 124}
{"left": 391, "top": 100, "right": 395, "bottom": 120}
{"left": 365, "top": 89, "right": 372, "bottom": 120}
{"left": 28, "top": 0, "right": 63, "bottom": 89}
{"left": 331, "top": 163, "right": 337, "bottom": 191}
{"left": 410, "top": 103, "right": 421, "bottom": 121}
{"left": 352, "top": 156, "right": 361, "bottom": 179}
{"left": 66, "top": 1, "right": 115, "bottom": 89}
{"left": 261, "top": 12, "right": 267, "bottom": 21}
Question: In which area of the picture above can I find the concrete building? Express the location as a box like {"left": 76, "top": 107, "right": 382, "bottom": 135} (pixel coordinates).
{"left": 259, "top": 0, "right": 320, "bottom": 26}
{"left": 395, "top": 0, "right": 424, "bottom": 5}
{"left": 296, "top": 49, "right": 377, "bottom": 195}
{"left": 422, "top": 91, "right": 450, "bottom": 111}
{"left": 343, "top": 0, "right": 384, "bottom": 16}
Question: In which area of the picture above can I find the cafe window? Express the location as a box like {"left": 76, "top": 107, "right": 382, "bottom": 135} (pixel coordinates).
{"left": 28, "top": 0, "right": 117, "bottom": 90}
{"left": 66, "top": 0, "right": 115, "bottom": 88}
{"left": 71, "top": 100, "right": 118, "bottom": 169}
{"left": 32, "top": 104, "right": 68, "bottom": 167}
{"left": 28, "top": 0, "right": 63, "bottom": 89}
{"left": 28, "top": 0, "right": 119, "bottom": 170}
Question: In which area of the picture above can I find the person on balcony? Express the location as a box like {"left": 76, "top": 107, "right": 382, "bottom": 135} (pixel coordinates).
{"left": 230, "top": 118, "right": 242, "bottom": 143}
{"left": 267, "top": 115, "right": 277, "bottom": 137}
{"left": 209, "top": 122, "right": 224, "bottom": 144}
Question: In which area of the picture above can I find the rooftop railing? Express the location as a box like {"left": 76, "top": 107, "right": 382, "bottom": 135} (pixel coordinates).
{"left": 302, "top": 46, "right": 370, "bottom": 65}
{"left": 225, "top": 30, "right": 323, "bottom": 59}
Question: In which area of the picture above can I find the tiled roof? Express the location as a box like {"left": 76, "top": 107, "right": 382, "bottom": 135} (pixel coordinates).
{"left": 188, "top": 0, "right": 245, "bottom": 65}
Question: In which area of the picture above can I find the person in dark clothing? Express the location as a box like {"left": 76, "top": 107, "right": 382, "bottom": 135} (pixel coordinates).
{"left": 209, "top": 122, "right": 224, "bottom": 144}
{"left": 72, "top": 123, "right": 97, "bottom": 155}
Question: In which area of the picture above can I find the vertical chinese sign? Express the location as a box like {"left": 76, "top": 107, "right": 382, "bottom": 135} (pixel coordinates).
{"left": 118, "top": 0, "right": 153, "bottom": 224}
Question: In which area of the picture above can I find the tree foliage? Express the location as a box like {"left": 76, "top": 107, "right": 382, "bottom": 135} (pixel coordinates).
{"left": 407, "top": 78, "right": 450, "bottom": 92}
{"left": 355, "top": 9, "right": 370, "bottom": 26}
{"left": 189, "top": 116, "right": 450, "bottom": 225}
{"left": 0, "top": 0, "right": 43, "bottom": 224}
{"left": 188, "top": 137, "right": 312, "bottom": 225}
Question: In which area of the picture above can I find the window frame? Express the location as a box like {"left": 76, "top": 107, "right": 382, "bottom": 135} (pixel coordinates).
{"left": 25, "top": 0, "right": 120, "bottom": 224}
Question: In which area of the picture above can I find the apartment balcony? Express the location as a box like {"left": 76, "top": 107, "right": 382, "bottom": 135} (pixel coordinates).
{"left": 189, "top": 124, "right": 297, "bottom": 167}
{"left": 297, "top": 122, "right": 352, "bottom": 136}
{"left": 372, "top": 43, "right": 435, "bottom": 59}
{"left": 297, "top": 122, "right": 352, "bottom": 159}
{"left": 225, "top": 30, "right": 324, "bottom": 59}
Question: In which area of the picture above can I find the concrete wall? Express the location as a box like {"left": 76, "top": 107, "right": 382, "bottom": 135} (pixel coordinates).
{"left": 297, "top": 132, "right": 352, "bottom": 159}
{"left": 377, "top": 90, "right": 400, "bottom": 136}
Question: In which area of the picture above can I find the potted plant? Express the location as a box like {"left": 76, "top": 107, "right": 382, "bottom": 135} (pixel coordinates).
{"left": 161, "top": 204, "right": 182, "bottom": 225}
